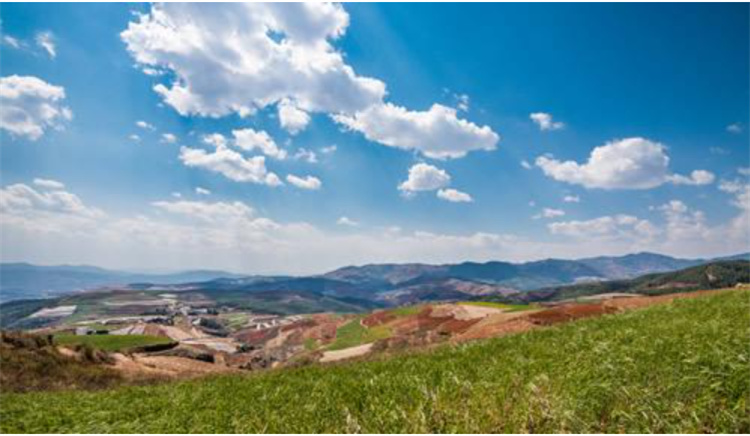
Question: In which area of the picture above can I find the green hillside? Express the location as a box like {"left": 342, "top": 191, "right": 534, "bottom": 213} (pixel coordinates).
{"left": 2, "top": 290, "right": 748, "bottom": 433}
{"left": 504, "top": 260, "right": 750, "bottom": 303}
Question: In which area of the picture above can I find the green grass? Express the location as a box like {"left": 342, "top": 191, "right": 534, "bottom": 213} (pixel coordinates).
{"left": 303, "top": 338, "right": 318, "bottom": 351}
{"left": 2, "top": 290, "right": 748, "bottom": 433}
{"left": 388, "top": 305, "right": 423, "bottom": 317}
{"left": 326, "top": 317, "right": 392, "bottom": 351}
{"left": 53, "top": 334, "right": 173, "bottom": 352}
{"left": 459, "top": 301, "right": 533, "bottom": 312}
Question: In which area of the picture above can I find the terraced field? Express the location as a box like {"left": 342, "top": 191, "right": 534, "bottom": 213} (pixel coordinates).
{"left": 2, "top": 289, "right": 747, "bottom": 433}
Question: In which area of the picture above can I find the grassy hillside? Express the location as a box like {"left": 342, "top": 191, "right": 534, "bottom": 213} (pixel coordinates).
{"left": 2, "top": 290, "right": 748, "bottom": 433}
{"left": 0, "top": 332, "right": 122, "bottom": 393}
{"left": 503, "top": 260, "right": 750, "bottom": 303}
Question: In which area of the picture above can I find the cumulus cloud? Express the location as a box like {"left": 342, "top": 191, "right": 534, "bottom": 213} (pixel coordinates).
{"left": 0, "top": 181, "right": 104, "bottom": 222}
{"left": 520, "top": 160, "right": 532, "bottom": 170}
{"left": 35, "top": 31, "right": 56, "bottom": 58}
{"left": 278, "top": 99, "right": 311, "bottom": 134}
{"left": 121, "top": 3, "right": 384, "bottom": 118}
{"left": 530, "top": 112, "right": 564, "bottom": 131}
{"left": 335, "top": 103, "right": 499, "bottom": 159}
{"left": 398, "top": 163, "right": 451, "bottom": 193}
{"left": 129, "top": 134, "right": 142, "bottom": 142}
{"left": 436, "top": 188, "right": 473, "bottom": 203}
{"left": 121, "top": 3, "right": 499, "bottom": 161}
{"left": 160, "top": 133, "right": 177, "bottom": 144}
{"left": 536, "top": 137, "right": 713, "bottom": 190}
{"left": 179, "top": 144, "right": 282, "bottom": 186}
{"left": 135, "top": 120, "right": 155, "bottom": 131}
{"left": 0, "top": 75, "right": 72, "bottom": 140}
{"left": 533, "top": 208, "right": 565, "bottom": 220}
{"left": 286, "top": 174, "right": 322, "bottom": 190}
{"left": 293, "top": 148, "right": 318, "bottom": 164}
{"left": 656, "top": 200, "right": 709, "bottom": 241}
{"left": 202, "top": 133, "right": 228, "bottom": 148}
{"left": 666, "top": 170, "right": 715, "bottom": 186}
{"left": 32, "top": 178, "right": 65, "bottom": 190}
{"left": 563, "top": 195, "right": 580, "bottom": 203}
{"left": 232, "top": 128, "right": 286, "bottom": 159}
{"left": 195, "top": 187, "right": 211, "bottom": 195}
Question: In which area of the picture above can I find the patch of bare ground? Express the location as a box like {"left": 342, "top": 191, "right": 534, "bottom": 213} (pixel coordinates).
{"left": 111, "top": 353, "right": 237, "bottom": 380}
{"left": 320, "top": 343, "right": 374, "bottom": 363}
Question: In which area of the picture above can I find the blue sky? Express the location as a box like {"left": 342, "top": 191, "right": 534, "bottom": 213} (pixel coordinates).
{"left": 0, "top": 3, "right": 748, "bottom": 274}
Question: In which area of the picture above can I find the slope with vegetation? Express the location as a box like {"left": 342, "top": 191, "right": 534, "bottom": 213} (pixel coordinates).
{"left": 2, "top": 289, "right": 747, "bottom": 433}
{"left": 494, "top": 260, "right": 750, "bottom": 304}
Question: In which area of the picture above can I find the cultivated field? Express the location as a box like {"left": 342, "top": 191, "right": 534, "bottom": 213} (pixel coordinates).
{"left": 1, "top": 289, "right": 747, "bottom": 433}
{"left": 53, "top": 334, "right": 174, "bottom": 353}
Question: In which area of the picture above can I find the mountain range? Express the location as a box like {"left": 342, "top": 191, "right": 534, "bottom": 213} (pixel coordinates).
{"left": 2, "top": 252, "right": 747, "bottom": 304}
{"left": 0, "top": 263, "right": 244, "bottom": 303}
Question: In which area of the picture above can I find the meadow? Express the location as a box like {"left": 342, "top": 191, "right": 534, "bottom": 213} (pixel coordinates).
{"left": 1, "top": 290, "right": 748, "bottom": 433}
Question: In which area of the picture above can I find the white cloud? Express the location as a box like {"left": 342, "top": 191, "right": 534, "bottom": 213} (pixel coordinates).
{"left": 530, "top": 112, "right": 564, "bottom": 131}
{"left": 195, "top": 187, "right": 211, "bottom": 195}
{"left": 533, "top": 208, "right": 565, "bottom": 220}
{"left": 536, "top": 137, "right": 713, "bottom": 190}
{"left": 160, "top": 133, "right": 177, "bottom": 144}
{"left": 337, "top": 216, "right": 359, "bottom": 227}
{"left": 32, "top": 178, "right": 65, "bottom": 190}
{"left": 520, "top": 160, "right": 532, "bottom": 170}
{"left": 278, "top": 99, "right": 311, "bottom": 134}
{"left": 0, "top": 75, "right": 72, "bottom": 140}
{"left": 652, "top": 200, "right": 712, "bottom": 246}
{"left": 121, "top": 3, "right": 385, "bottom": 118}
{"left": 709, "top": 147, "right": 729, "bottom": 156}
{"left": 3, "top": 35, "right": 21, "bottom": 49}
{"left": 286, "top": 174, "right": 322, "bottom": 190}
{"left": 35, "top": 31, "right": 56, "bottom": 58}
{"left": 436, "top": 188, "right": 473, "bottom": 203}
{"left": 335, "top": 103, "right": 499, "bottom": 159}
{"left": 548, "top": 214, "right": 657, "bottom": 241}
{"left": 727, "top": 123, "right": 743, "bottom": 134}
{"left": 737, "top": 167, "right": 750, "bottom": 177}
{"left": 320, "top": 145, "right": 337, "bottom": 154}
{"left": 202, "top": 133, "right": 228, "bottom": 148}
{"left": 129, "top": 134, "right": 142, "bottom": 142}
{"left": 3, "top": 179, "right": 749, "bottom": 274}
{"left": 179, "top": 144, "right": 282, "bottom": 186}
{"left": 456, "top": 94, "right": 470, "bottom": 112}
{"left": 666, "top": 169, "right": 715, "bottom": 186}
{"left": 232, "top": 128, "right": 286, "bottom": 159}
{"left": 293, "top": 148, "right": 318, "bottom": 163}
{"left": 136, "top": 120, "right": 155, "bottom": 131}
{"left": 152, "top": 199, "right": 258, "bottom": 224}
{"left": 398, "top": 163, "right": 451, "bottom": 192}
{"left": 171, "top": 192, "right": 182, "bottom": 198}
{"left": 563, "top": 195, "right": 580, "bottom": 203}
{"left": 0, "top": 182, "right": 104, "bottom": 221}
{"left": 121, "top": 4, "right": 499, "bottom": 161}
